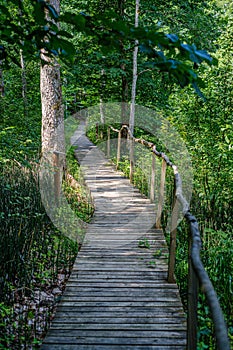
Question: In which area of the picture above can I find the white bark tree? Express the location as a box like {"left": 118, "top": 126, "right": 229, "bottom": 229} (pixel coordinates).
{"left": 99, "top": 69, "right": 105, "bottom": 139}
{"left": 20, "top": 49, "right": 28, "bottom": 116}
{"left": 129, "top": 0, "right": 139, "bottom": 182}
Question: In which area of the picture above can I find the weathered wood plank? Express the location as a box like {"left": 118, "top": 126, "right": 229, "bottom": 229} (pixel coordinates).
{"left": 41, "top": 345, "right": 185, "bottom": 350}
{"left": 54, "top": 311, "right": 185, "bottom": 319}
{"left": 61, "top": 289, "right": 180, "bottom": 295}
{"left": 59, "top": 301, "right": 183, "bottom": 308}
{"left": 44, "top": 330, "right": 187, "bottom": 339}
{"left": 49, "top": 323, "right": 186, "bottom": 331}
{"left": 42, "top": 336, "right": 186, "bottom": 345}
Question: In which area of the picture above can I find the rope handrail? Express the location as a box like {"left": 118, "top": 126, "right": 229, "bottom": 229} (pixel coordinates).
{"left": 105, "top": 123, "right": 230, "bottom": 350}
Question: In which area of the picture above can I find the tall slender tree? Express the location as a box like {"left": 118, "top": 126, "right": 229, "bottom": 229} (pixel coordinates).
{"left": 20, "top": 50, "right": 28, "bottom": 116}
{"left": 129, "top": 0, "right": 139, "bottom": 182}
{"left": 118, "top": 0, "right": 129, "bottom": 124}
{"left": 40, "top": 0, "right": 65, "bottom": 168}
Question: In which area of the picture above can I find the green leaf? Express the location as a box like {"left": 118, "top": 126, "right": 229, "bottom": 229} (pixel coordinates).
{"left": 58, "top": 30, "right": 73, "bottom": 39}
{"left": 46, "top": 4, "right": 59, "bottom": 20}
{"left": 166, "top": 34, "right": 179, "bottom": 43}
{"left": 57, "top": 38, "right": 76, "bottom": 56}
{"left": 192, "top": 81, "right": 206, "bottom": 100}
{"left": 181, "top": 43, "right": 193, "bottom": 53}
{"left": 194, "top": 50, "right": 212, "bottom": 62}
{"left": 60, "top": 12, "right": 86, "bottom": 31}
{"left": 139, "top": 44, "right": 154, "bottom": 55}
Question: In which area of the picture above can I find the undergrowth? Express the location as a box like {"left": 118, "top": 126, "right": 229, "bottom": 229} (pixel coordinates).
{"left": 0, "top": 148, "right": 94, "bottom": 349}
{"left": 63, "top": 148, "right": 94, "bottom": 223}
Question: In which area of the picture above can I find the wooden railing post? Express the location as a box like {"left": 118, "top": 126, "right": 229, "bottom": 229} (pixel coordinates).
{"left": 107, "top": 126, "right": 110, "bottom": 158}
{"left": 129, "top": 138, "right": 134, "bottom": 183}
{"left": 187, "top": 231, "right": 199, "bottom": 349}
{"left": 167, "top": 180, "right": 178, "bottom": 283}
{"left": 156, "top": 158, "right": 167, "bottom": 228}
{"left": 150, "top": 152, "right": 155, "bottom": 202}
{"left": 96, "top": 123, "right": 99, "bottom": 139}
{"left": 100, "top": 125, "right": 103, "bottom": 140}
{"left": 116, "top": 130, "right": 121, "bottom": 169}
{"left": 53, "top": 151, "right": 60, "bottom": 202}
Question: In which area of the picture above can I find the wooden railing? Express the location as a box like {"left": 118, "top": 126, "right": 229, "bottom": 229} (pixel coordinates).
{"left": 100, "top": 124, "right": 230, "bottom": 350}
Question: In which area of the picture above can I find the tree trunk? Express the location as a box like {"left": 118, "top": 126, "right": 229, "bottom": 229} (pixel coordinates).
{"left": 20, "top": 49, "right": 28, "bottom": 116}
{"left": 129, "top": 0, "right": 139, "bottom": 182}
{"left": 129, "top": 0, "right": 139, "bottom": 134}
{"left": 118, "top": 0, "right": 129, "bottom": 126}
{"left": 40, "top": 0, "right": 65, "bottom": 197}
{"left": 41, "top": 56, "right": 64, "bottom": 156}
{"left": 100, "top": 69, "right": 105, "bottom": 138}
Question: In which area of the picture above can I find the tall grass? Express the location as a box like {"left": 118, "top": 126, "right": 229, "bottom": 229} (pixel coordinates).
{"left": 0, "top": 150, "right": 94, "bottom": 349}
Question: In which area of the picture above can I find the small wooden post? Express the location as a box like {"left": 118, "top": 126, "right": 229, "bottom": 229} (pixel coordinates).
{"left": 96, "top": 123, "right": 99, "bottom": 139}
{"left": 107, "top": 126, "right": 110, "bottom": 158}
{"left": 100, "top": 126, "right": 103, "bottom": 140}
{"left": 167, "top": 180, "right": 178, "bottom": 283}
{"left": 116, "top": 130, "right": 121, "bottom": 169}
{"left": 53, "top": 151, "right": 60, "bottom": 202}
{"left": 187, "top": 232, "right": 198, "bottom": 349}
{"left": 150, "top": 153, "right": 155, "bottom": 202}
{"left": 156, "top": 158, "right": 167, "bottom": 228}
{"left": 129, "top": 138, "right": 134, "bottom": 183}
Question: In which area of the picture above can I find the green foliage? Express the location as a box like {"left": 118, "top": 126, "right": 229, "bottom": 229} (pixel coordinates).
{"left": 0, "top": 0, "right": 76, "bottom": 64}
{"left": 0, "top": 162, "right": 79, "bottom": 348}
{"left": 138, "top": 238, "right": 151, "bottom": 249}
{"left": 62, "top": 148, "right": 94, "bottom": 223}
{"left": 0, "top": 62, "right": 41, "bottom": 165}
{"left": 202, "top": 229, "right": 233, "bottom": 320}
{"left": 0, "top": 150, "right": 94, "bottom": 348}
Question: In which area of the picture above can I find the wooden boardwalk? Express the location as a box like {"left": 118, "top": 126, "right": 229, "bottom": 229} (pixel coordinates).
{"left": 41, "top": 122, "right": 187, "bottom": 349}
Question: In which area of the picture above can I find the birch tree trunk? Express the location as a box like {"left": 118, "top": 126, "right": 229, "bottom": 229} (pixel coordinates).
{"left": 20, "top": 49, "right": 28, "bottom": 116}
{"left": 129, "top": 0, "right": 139, "bottom": 182}
{"left": 19, "top": 1, "right": 27, "bottom": 116}
{"left": 99, "top": 69, "right": 105, "bottom": 138}
{"left": 118, "top": 0, "right": 129, "bottom": 126}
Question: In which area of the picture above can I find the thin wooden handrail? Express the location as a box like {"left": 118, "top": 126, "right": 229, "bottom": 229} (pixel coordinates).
{"left": 103, "top": 123, "right": 230, "bottom": 350}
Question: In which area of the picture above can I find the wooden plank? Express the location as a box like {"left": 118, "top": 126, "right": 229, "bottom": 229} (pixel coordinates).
{"left": 59, "top": 296, "right": 183, "bottom": 303}
{"left": 54, "top": 311, "right": 185, "bottom": 318}
{"left": 68, "top": 277, "right": 169, "bottom": 283}
{"left": 63, "top": 290, "right": 181, "bottom": 297}
{"left": 41, "top": 345, "right": 186, "bottom": 350}
{"left": 44, "top": 330, "right": 187, "bottom": 339}
{"left": 42, "top": 336, "right": 186, "bottom": 345}
{"left": 49, "top": 323, "right": 186, "bottom": 330}
{"left": 59, "top": 301, "right": 183, "bottom": 308}
{"left": 41, "top": 346, "right": 186, "bottom": 350}
{"left": 51, "top": 317, "right": 187, "bottom": 325}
